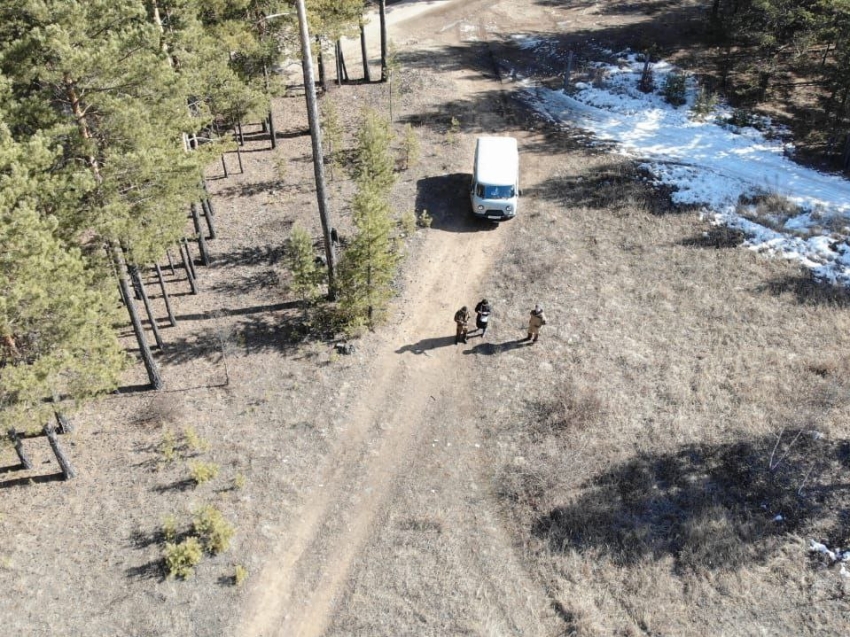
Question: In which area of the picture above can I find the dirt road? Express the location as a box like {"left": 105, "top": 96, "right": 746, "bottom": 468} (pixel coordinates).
{"left": 237, "top": 1, "right": 559, "bottom": 635}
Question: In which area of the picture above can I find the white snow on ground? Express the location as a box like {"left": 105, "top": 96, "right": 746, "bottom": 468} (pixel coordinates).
{"left": 809, "top": 540, "right": 850, "bottom": 577}
{"left": 518, "top": 51, "right": 850, "bottom": 285}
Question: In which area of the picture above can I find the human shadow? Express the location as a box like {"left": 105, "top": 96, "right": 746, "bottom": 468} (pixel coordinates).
{"left": 462, "top": 338, "right": 530, "bottom": 355}
{"left": 532, "top": 433, "right": 850, "bottom": 573}
{"left": 396, "top": 335, "right": 456, "bottom": 354}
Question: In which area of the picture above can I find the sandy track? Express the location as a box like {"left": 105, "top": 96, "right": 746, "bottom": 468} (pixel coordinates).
{"left": 238, "top": 1, "right": 554, "bottom": 635}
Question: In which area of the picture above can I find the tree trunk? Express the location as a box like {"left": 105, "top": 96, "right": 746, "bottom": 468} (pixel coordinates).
{"left": 44, "top": 424, "right": 76, "bottom": 480}
{"left": 52, "top": 391, "right": 73, "bottom": 434}
{"left": 316, "top": 36, "right": 328, "bottom": 93}
{"left": 190, "top": 203, "right": 211, "bottom": 266}
{"left": 180, "top": 241, "right": 198, "bottom": 294}
{"left": 335, "top": 41, "right": 342, "bottom": 86}
{"left": 379, "top": 0, "right": 388, "bottom": 82}
{"left": 129, "top": 264, "right": 164, "bottom": 351}
{"left": 8, "top": 428, "right": 33, "bottom": 470}
{"left": 220, "top": 154, "right": 228, "bottom": 178}
{"left": 338, "top": 40, "right": 348, "bottom": 82}
{"left": 201, "top": 198, "right": 217, "bottom": 239}
{"left": 236, "top": 121, "right": 244, "bottom": 145}
{"left": 296, "top": 0, "right": 338, "bottom": 298}
{"left": 111, "top": 245, "right": 163, "bottom": 389}
{"left": 236, "top": 144, "right": 244, "bottom": 172}
{"left": 268, "top": 110, "right": 277, "bottom": 149}
{"left": 155, "top": 264, "right": 177, "bottom": 327}
{"left": 360, "top": 19, "right": 371, "bottom": 82}
{"left": 165, "top": 248, "right": 177, "bottom": 276}
{"left": 181, "top": 238, "right": 198, "bottom": 286}
{"left": 201, "top": 181, "right": 217, "bottom": 217}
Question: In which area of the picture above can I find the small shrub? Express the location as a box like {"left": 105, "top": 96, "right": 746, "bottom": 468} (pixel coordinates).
{"left": 662, "top": 72, "right": 687, "bottom": 107}
{"left": 399, "top": 123, "right": 420, "bottom": 170}
{"left": 418, "top": 209, "right": 433, "bottom": 228}
{"left": 691, "top": 86, "right": 718, "bottom": 120}
{"left": 234, "top": 564, "right": 249, "bottom": 587}
{"left": 446, "top": 116, "right": 460, "bottom": 145}
{"left": 164, "top": 537, "right": 203, "bottom": 579}
{"left": 159, "top": 429, "right": 178, "bottom": 463}
{"left": 400, "top": 210, "right": 417, "bottom": 235}
{"left": 183, "top": 426, "right": 209, "bottom": 453}
{"left": 233, "top": 473, "right": 247, "bottom": 490}
{"left": 189, "top": 461, "right": 219, "bottom": 486}
{"left": 194, "top": 505, "right": 235, "bottom": 555}
{"left": 727, "top": 108, "right": 757, "bottom": 129}
{"left": 162, "top": 514, "right": 178, "bottom": 543}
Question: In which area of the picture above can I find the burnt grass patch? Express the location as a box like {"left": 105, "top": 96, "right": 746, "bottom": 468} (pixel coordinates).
{"left": 531, "top": 432, "right": 850, "bottom": 573}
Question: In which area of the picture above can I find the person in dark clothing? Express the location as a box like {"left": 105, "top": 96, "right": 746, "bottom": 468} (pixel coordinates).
{"left": 474, "top": 299, "right": 492, "bottom": 337}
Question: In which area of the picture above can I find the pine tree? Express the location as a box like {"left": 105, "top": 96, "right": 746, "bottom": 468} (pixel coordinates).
{"left": 337, "top": 109, "right": 399, "bottom": 328}
{"left": 353, "top": 108, "right": 396, "bottom": 193}
{"left": 337, "top": 181, "right": 399, "bottom": 328}
{"left": 0, "top": 0, "right": 204, "bottom": 388}
{"left": 288, "top": 223, "right": 323, "bottom": 313}
{"left": 0, "top": 121, "right": 125, "bottom": 432}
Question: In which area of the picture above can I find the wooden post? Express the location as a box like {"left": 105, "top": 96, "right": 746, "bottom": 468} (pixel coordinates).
{"left": 236, "top": 144, "right": 244, "bottom": 174}
{"left": 155, "top": 264, "right": 177, "bottom": 327}
{"left": 191, "top": 203, "right": 210, "bottom": 266}
{"left": 8, "top": 428, "right": 33, "bottom": 470}
{"left": 44, "top": 424, "right": 76, "bottom": 480}
{"left": 220, "top": 154, "right": 228, "bottom": 178}
{"left": 236, "top": 121, "right": 244, "bottom": 146}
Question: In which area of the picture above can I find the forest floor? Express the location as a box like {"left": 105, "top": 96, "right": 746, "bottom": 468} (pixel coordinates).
{"left": 2, "top": 1, "right": 850, "bottom": 636}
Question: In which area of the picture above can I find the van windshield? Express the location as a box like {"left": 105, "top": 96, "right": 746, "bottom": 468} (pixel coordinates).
{"left": 476, "top": 184, "right": 515, "bottom": 199}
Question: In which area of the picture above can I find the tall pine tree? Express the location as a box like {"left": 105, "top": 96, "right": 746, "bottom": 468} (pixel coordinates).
{"left": 0, "top": 116, "right": 125, "bottom": 432}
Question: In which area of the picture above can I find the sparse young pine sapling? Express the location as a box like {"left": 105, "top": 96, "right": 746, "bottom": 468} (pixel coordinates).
{"left": 189, "top": 461, "right": 219, "bottom": 486}
{"left": 193, "top": 505, "right": 235, "bottom": 555}
{"left": 400, "top": 123, "right": 420, "bottom": 170}
{"left": 418, "top": 209, "right": 433, "bottom": 228}
{"left": 164, "top": 537, "right": 203, "bottom": 579}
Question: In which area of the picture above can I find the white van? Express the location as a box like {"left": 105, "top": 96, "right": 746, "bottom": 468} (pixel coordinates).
{"left": 470, "top": 136, "right": 519, "bottom": 221}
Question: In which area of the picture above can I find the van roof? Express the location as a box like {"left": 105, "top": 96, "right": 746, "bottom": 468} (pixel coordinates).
{"left": 475, "top": 136, "right": 518, "bottom": 186}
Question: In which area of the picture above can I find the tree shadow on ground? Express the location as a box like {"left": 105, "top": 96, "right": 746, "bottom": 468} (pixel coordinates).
{"left": 125, "top": 560, "right": 164, "bottom": 581}
{"left": 680, "top": 226, "right": 746, "bottom": 249}
{"left": 531, "top": 159, "right": 678, "bottom": 215}
{"left": 212, "top": 245, "right": 287, "bottom": 268}
{"left": 754, "top": 275, "right": 850, "bottom": 308}
{"left": 0, "top": 473, "right": 65, "bottom": 489}
{"left": 210, "top": 268, "right": 281, "bottom": 295}
{"left": 414, "top": 174, "right": 500, "bottom": 233}
{"left": 532, "top": 432, "right": 850, "bottom": 573}
{"left": 396, "top": 335, "right": 456, "bottom": 354}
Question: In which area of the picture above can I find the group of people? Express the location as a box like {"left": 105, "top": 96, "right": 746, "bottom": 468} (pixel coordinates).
{"left": 453, "top": 300, "right": 546, "bottom": 345}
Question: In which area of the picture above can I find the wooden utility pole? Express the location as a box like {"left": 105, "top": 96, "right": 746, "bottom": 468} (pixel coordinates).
{"left": 295, "top": 0, "right": 338, "bottom": 298}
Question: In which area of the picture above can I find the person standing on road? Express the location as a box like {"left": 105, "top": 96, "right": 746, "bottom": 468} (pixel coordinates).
{"left": 454, "top": 306, "right": 471, "bottom": 344}
{"left": 474, "top": 298, "right": 492, "bottom": 338}
{"left": 526, "top": 304, "right": 546, "bottom": 343}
